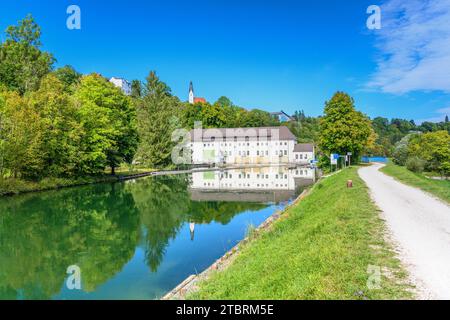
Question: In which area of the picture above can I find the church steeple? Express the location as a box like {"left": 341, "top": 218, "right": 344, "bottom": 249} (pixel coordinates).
{"left": 189, "top": 81, "right": 195, "bottom": 104}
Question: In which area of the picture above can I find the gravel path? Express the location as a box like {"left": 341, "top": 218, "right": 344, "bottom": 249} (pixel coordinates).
{"left": 358, "top": 163, "right": 450, "bottom": 299}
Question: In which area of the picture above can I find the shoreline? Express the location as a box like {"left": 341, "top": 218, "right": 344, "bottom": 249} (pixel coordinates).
{"left": 0, "top": 163, "right": 312, "bottom": 198}
{"left": 161, "top": 187, "right": 312, "bottom": 300}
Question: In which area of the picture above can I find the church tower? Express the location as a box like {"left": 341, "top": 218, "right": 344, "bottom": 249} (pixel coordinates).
{"left": 189, "top": 81, "right": 195, "bottom": 104}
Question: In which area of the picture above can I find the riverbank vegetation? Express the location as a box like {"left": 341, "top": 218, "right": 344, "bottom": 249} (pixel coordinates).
{"left": 1, "top": 15, "right": 449, "bottom": 197}
{"left": 189, "top": 167, "right": 412, "bottom": 300}
{"left": 390, "top": 130, "right": 450, "bottom": 178}
{"left": 381, "top": 161, "right": 450, "bottom": 204}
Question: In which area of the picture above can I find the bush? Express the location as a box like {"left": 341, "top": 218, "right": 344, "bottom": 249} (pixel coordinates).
{"left": 406, "top": 157, "right": 426, "bottom": 173}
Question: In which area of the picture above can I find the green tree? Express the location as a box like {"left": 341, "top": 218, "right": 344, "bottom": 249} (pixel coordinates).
{"left": 135, "top": 71, "right": 179, "bottom": 168}
{"left": 75, "top": 74, "right": 138, "bottom": 175}
{"left": 0, "top": 15, "right": 54, "bottom": 94}
{"left": 53, "top": 65, "right": 81, "bottom": 92}
{"left": 319, "top": 92, "right": 372, "bottom": 161}
{"left": 0, "top": 89, "right": 45, "bottom": 179}
{"left": 215, "top": 96, "right": 233, "bottom": 107}
{"left": 409, "top": 131, "right": 450, "bottom": 176}
{"left": 131, "top": 80, "right": 142, "bottom": 98}
{"left": 28, "top": 74, "right": 82, "bottom": 177}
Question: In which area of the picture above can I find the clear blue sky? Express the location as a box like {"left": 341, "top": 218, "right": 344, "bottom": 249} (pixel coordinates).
{"left": 1, "top": 0, "right": 449, "bottom": 123}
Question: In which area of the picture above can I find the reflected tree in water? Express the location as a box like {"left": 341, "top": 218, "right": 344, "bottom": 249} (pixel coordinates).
{"left": 0, "top": 182, "right": 140, "bottom": 299}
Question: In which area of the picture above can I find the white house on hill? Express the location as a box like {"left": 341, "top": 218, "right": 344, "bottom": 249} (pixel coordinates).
{"left": 109, "top": 77, "right": 132, "bottom": 96}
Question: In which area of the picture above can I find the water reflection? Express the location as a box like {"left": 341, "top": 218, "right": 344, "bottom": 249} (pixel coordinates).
{"left": 190, "top": 166, "right": 315, "bottom": 203}
{"left": 0, "top": 166, "right": 315, "bottom": 300}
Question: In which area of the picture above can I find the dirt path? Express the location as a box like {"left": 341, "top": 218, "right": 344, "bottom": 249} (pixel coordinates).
{"left": 358, "top": 163, "right": 450, "bottom": 299}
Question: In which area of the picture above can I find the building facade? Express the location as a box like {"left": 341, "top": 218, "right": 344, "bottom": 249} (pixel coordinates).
{"left": 189, "top": 126, "right": 314, "bottom": 165}
{"left": 109, "top": 77, "right": 132, "bottom": 96}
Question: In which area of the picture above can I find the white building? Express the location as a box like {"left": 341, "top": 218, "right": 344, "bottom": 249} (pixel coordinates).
{"left": 109, "top": 77, "right": 132, "bottom": 96}
{"left": 293, "top": 143, "right": 315, "bottom": 165}
{"left": 188, "top": 126, "right": 314, "bottom": 165}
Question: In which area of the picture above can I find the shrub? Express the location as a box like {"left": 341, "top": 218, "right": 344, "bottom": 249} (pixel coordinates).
{"left": 406, "top": 156, "right": 426, "bottom": 173}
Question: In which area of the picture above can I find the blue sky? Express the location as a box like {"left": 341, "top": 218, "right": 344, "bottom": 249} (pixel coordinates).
{"left": 1, "top": 0, "right": 449, "bottom": 122}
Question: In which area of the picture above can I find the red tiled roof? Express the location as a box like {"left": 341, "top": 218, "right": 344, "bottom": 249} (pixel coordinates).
{"left": 194, "top": 97, "right": 207, "bottom": 104}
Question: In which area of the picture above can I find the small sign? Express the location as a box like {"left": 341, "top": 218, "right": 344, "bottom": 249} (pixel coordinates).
{"left": 347, "top": 152, "right": 352, "bottom": 156}
{"left": 331, "top": 154, "right": 338, "bottom": 165}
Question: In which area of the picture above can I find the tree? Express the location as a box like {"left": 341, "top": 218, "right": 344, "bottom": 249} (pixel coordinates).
{"left": 0, "top": 15, "right": 54, "bottom": 94}
{"left": 28, "top": 74, "right": 82, "bottom": 177}
{"left": 0, "top": 89, "right": 45, "bottom": 179}
{"left": 131, "top": 80, "right": 142, "bottom": 98}
{"left": 53, "top": 65, "right": 81, "bottom": 92}
{"left": 319, "top": 92, "right": 372, "bottom": 161}
{"left": 135, "top": 71, "right": 179, "bottom": 168}
{"left": 215, "top": 96, "right": 233, "bottom": 107}
{"left": 408, "top": 131, "right": 450, "bottom": 176}
{"left": 75, "top": 74, "right": 138, "bottom": 175}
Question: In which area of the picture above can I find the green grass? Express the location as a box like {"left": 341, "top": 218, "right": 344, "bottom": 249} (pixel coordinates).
{"left": 0, "top": 167, "right": 156, "bottom": 197}
{"left": 380, "top": 162, "right": 450, "bottom": 204}
{"left": 189, "top": 167, "right": 412, "bottom": 300}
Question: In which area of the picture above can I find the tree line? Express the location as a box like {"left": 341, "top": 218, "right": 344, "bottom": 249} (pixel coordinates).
{"left": 0, "top": 16, "right": 280, "bottom": 181}
{"left": 1, "top": 15, "right": 448, "bottom": 183}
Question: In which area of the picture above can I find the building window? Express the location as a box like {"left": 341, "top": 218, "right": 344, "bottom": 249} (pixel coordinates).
{"left": 284, "top": 150, "right": 287, "bottom": 156}
{"left": 296, "top": 154, "right": 298, "bottom": 159}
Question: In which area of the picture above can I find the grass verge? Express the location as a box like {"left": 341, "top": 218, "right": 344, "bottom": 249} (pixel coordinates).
{"left": 0, "top": 167, "right": 155, "bottom": 197}
{"left": 189, "top": 167, "right": 412, "bottom": 300}
{"left": 380, "top": 162, "right": 449, "bottom": 204}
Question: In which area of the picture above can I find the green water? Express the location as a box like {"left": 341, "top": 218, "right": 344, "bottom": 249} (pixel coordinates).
{"left": 0, "top": 169, "right": 312, "bottom": 300}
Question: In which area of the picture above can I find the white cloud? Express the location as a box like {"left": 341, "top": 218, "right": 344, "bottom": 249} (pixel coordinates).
{"left": 367, "top": 0, "right": 450, "bottom": 94}
{"left": 416, "top": 106, "right": 450, "bottom": 124}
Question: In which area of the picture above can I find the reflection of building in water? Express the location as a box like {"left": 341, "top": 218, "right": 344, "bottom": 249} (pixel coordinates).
{"left": 189, "top": 222, "right": 195, "bottom": 241}
{"left": 189, "top": 127, "right": 315, "bottom": 165}
{"left": 189, "top": 166, "right": 315, "bottom": 203}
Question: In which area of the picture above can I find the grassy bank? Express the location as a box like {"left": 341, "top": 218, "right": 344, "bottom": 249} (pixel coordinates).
{"left": 380, "top": 162, "right": 450, "bottom": 204}
{"left": 189, "top": 167, "right": 412, "bottom": 300}
{"left": 0, "top": 167, "right": 155, "bottom": 197}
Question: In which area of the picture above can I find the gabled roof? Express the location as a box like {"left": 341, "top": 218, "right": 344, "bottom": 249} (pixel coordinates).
{"left": 270, "top": 110, "right": 294, "bottom": 121}
{"left": 190, "top": 126, "right": 297, "bottom": 142}
{"left": 294, "top": 143, "right": 314, "bottom": 152}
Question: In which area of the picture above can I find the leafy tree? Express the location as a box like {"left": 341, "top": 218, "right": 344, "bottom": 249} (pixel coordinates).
{"left": 215, "top": 96, "right": 233, "bottom": 107}
{"left": 75, "top": 74, "right": 138, "bottom": 175}
{"left": 0, "top": 89, "right": 45, "bottom": 179}
{"left": 319, "top": 92, "right": 372, "bottom": 161}
{"left": 135, "top": 71, "right": 179, "bottom": 168}
{"left": 0, "top": 15, "right": 54, "bottom": 94}
{"left": 28, "top": 74, "right": 82, "bottom": 177}
{"left": 53, "top": 65, "right": 81, "bottom": 92}
{"left": 131, "top": 80, "right": 142, "bottom": 98}
{"left": 408, "top": 131, "right": 450, "bottom": 176}
{"left": 392, "top": 134, "right": 416, "bottom": 166}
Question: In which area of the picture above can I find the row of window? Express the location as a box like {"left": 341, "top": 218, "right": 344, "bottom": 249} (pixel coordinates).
{"left": 202, "top": 182, "right": 290, "bottom": 188}
{"left": 295, "top": 154, "right": 310, "bottom": 160}
{"left": 199, "top": 141, "right": 289, "bottom": 147}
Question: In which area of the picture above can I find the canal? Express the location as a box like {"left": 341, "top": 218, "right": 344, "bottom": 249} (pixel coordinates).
{"left": 0, "top": 166, "right": 315, "bottom": 300}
